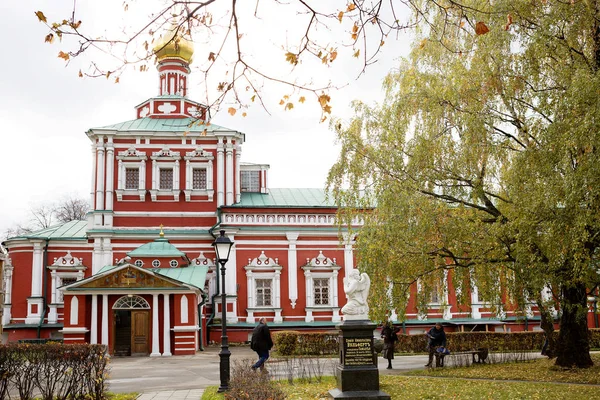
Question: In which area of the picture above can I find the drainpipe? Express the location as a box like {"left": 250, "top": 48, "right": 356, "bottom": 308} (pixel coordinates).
{"left": 197, "top": 293, "right": 208, "bottom": 351}
{"left": 37, "top": 239, "right": 50, "bottom": 339}
{"left": 205, "top": 209, "right": 222, "bottom": 344}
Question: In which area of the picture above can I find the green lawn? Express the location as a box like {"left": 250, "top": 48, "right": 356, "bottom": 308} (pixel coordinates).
{"left": 202, "top": 354, "right": 600, "bottom": 399}
{"left": 407, "top": 353, "right": 600, "bottom": 385}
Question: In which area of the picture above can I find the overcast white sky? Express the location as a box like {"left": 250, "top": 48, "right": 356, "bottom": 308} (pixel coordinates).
{"left": 0, "top": 1, "right": 411, "bottom": 235}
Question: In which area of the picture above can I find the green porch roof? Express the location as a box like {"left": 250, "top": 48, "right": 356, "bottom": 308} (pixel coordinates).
{"left": 150, "top": 265, "right": 209, "bottom": 289}
{"left": 127, "top": 238, "right": 186, "bottom": 258}
{"left": 77, "top": 263, "right": 208, "bottom": 291}
{"left": 91, "top": 117, "right": 234, "bottom": 133}
{"left": 231, "top": 188, "right": 335, "bottom": 208}
{"left": 7, "top": 220, "right": 88, "bottom": 241}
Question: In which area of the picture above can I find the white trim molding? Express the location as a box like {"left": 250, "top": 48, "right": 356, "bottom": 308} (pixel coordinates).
{"left": 301, "top": 251, "right": 342, "bottom": 323}
{"left": 150, "top": 146, "right": 181, "bottom": 201}
{"left": 244, "top": 251, "right": 283, "bottom": 323}
{"left": 116, "top": 146, "right": 147, "bottom": 201}
{"left": 184, "top": 146, "right": 214, "bottom": 201}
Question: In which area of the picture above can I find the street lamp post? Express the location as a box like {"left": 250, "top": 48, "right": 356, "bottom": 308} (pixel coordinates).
{"left": 213, "top": 230, "right": 233, "bottom": 393}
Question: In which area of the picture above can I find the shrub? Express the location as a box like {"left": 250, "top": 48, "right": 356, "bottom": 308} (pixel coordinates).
{"left": 225, "top": 359, "right": 285, "bottom": 400}
{"left": 0, "top": 342, "right": 109, "bottom": 400}
{"left": 272, "top": 331, "right": 338, "bottom": 356}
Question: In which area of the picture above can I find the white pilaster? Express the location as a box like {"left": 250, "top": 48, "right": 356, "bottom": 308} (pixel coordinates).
{"left": 90, "top": 144, "right": 97, "bottom": 209}
{"left": 92, "top": 238, "right": 103, "bottom": 275}
{"left": 226, "top": 235, "right": 238, "bottom": 323}
{"left": 343, "top": 233, "right": 354, "bottom": 278}
{"left": 2, "top": 263, "right": 13, "bottom": 325}
{"left": 235, "top": 144, "right": 241, "bottom": 203}
{"left": 105, "top": 137, "right": 114, "bottom": 212}
{"left": 95, "top": 139, "right": 105, "bottom": 210}
{"left": 470, "top": 283, "right": 482, "bottom": 319}
{"left": 101, "top": 294, "right": 109, "bottom": 345}
{"left": 274, "top": 269, "right": 282, "bottom": 323}
{"left": 225, "top": 138, "right": 234, "bottom": 205}
{"left": 151, "top": 294, "right": 161, "bottom": 356}
{"left": 26, "top": 241, "right": 44, "bottom": 324}
{"left": 163, "top": 294, "right": 172, "bottom": 356}
{"left": 216, "top": 137, "right": 225, "bottom": 206}
{"left": 304, "top": 270, "right": 313, "bottom": 322}
{"left": 50, "top": 271, "right": 57, "bottom": 304}
{"left": 90, "top": 295, "right": 98, "bottom": 344}
{"left": 286, "top": 232, "right": 299, "bottom": 309}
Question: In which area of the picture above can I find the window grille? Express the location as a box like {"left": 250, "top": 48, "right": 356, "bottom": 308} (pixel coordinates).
{"left": 255, "top": 279, "right": 272, "bottom": 307}
{"left": 152, "top": 260, "right": 161, "bottom": 267}
{"left": 192, "top": 169, "right": 207, "bottom": 190}
{"left": 113, "top": 295, "right": 151, "bottom": 309}
{"left": 159, "top": 169, "right": 173, "bottom": 190}
{"left": 313, "top": 278, "right": 330, "bottom": 305}
{"left": 241, "top": 170, "right": 260, "bottom": 192}
{"left": 125, "top": 168, "right": 139, "bottom": 189}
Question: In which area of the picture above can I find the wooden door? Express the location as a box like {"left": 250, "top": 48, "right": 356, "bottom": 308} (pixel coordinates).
{"left": 131, "top": 311, "right": 149, "bottom": 355}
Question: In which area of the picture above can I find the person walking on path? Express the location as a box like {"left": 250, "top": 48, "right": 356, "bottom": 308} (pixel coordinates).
{"left": 425, "top": 322, "right": 447, "bottom": 367}
{"left": 381, "top": 324, "right": 399, "bottom": 369}
{"left": 250, "top": 317, "right": 273, "bottom": 371}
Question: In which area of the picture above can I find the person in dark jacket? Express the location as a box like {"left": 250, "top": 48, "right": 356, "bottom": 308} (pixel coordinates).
{"left": 250, "top": 317, "right": 273, "bottom": 371}
{"left": 425, "top": 323, "right": 447, "bottom": 367}
{"left": 381, "top": 323, "right": 399, "bottom": 369}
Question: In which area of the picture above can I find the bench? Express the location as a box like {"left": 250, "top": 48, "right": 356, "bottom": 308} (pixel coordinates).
{"left": 434, "top": 347, "right": 488, "bottom": 367}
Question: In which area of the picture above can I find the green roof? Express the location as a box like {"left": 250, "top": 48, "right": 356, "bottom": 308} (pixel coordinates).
{"left": 231, "top": 188, "right": 335, "bottom": 208}
{"left": 91, "top": 117, "right": 235, "bottom": 133}
{"left": 127, "top": 238, "right": 186, "bottom": 258}
{"left": 150, "top": 265, "right": 209, "bottom": 289}
{"left": 72, "top": 263, "right": 207, "bottom": 291}
{"left": 7, "top": 220, "right": 88, "bottom": 241}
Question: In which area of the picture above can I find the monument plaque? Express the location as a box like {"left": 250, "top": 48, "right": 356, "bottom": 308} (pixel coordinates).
{"left": 343, "top": 337, "right": 374, "bottom": 366}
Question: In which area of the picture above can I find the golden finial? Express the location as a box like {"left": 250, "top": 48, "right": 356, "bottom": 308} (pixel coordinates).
{"left": 159, "top": 224, "right": 165, "bottom": 238}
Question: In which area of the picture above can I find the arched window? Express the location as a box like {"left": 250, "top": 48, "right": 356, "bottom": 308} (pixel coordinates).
{"left": 113, "top": 295, "right": 151, "bottom": 309}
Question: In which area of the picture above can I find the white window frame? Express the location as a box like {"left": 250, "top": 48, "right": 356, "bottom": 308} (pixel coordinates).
{"left": 241, "top": 170, "right": 260, "bottom": 192}
{"left": 312, "top": 276, "right": 331, "bottom": 306}
{"left": 244, "top": 251, "right": 282, "bottom": 323}
{"left": 134, "top": 259, "right": 144, "bottom": 267}
{"left": 254, "top": 276, "right": 275, "bottom": 307}
{"left": 152, "top": 259, "right": 161, "bottom": 267}
{"left": 301, "top": 251, "right": 341, "bottom": 323}
{"left": 184, "top": 147, "right": 214, "bottom": 201}
{"left": 169, "top": 260, "right": 179, "bottom": 268}
{"left": 116, "top": 147, "right": 147, "bottom": 201}
{"left": 150, "top": 146, "right": 181, "bottom": 201}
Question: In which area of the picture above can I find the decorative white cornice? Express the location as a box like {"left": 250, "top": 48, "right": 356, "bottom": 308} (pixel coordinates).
{"left": 223, "top": 213, "right": 339, "bottom": 226}
{"left": 48, "top": 251, "right": 87, "bottom": 271}
{"left": 301, "top": 251, "right": 341, "bottom": 271}
{"left": 244, "top": 251, "right": 282, "bottom": 272}
{"left": 117, "top": 146, "right": 147, "bottom": 160}
{"left": 151, "top": 145, "right": 181, "bottom": 160}
{"left": 184, "top": 147, "right": 214, "bottom": 160}
{"left": 190, "top": 252, "right": 216, "bottom": 268}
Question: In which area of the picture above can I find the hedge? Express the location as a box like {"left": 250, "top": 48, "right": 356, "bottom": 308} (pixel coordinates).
{"left": 273, "top": 328, "right": 600, "bottom": 356}
{"left": 0, "top": 342, "right": 109, "bottom": 400}
{"left": 272, "top": 331, "right": 338, "bottom": 356}
{"left": 395, "top": 328, "right": 600, "bottom": 353}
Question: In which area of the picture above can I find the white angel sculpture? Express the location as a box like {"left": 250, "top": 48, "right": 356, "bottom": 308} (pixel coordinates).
{"left": 341, "top": 269, "right": 371, "bottom": 320}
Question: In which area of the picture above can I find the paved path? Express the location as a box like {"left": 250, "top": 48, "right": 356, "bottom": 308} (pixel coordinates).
{"left": 107, "top": 347, "right": 542, "bottom": 399}
{"left": 107, "top": 346, "right": 432, "bottom": 399}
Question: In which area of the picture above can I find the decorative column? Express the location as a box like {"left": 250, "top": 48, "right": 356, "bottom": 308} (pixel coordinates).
{"left": 2, "top": 261, "right": 13, "bottom": 325}
{"left": 92, "top": 238, "right": 103, "bottom": 274}
{"left": 91, "top": 295, "right": 98, "bottom": 344}
{"left": 101, "top": 294, "right": 109, "bottom": 346}
{"left": 332, "top": 270, "right": 341, "bottom": 322}
{"left": 225, "top": 138, "right": 234, "bottom": 205}
{"left": 286, "top": 232, "right": 299, "bottom": 309}
{"left": 95, "top": 138, "right": 105, "bottom": 211}
{"left": 26, "top": 241, "right": 44, "bottom": 324}
{"left": 470, "top": 282, "right": 482, "bottom": 319}
{"left": 274, "top": 268, "right": 282, "bottom": 323}
{"left": 304, "top": 269, "right": 313, "bottom": 322}
{"left": 216, "top": 137, "right": 225, "bottom": 206}
{"left": 343, "top": 233, "right": 354, "bottom": 279}
{"left": 225, "top": 235, "right": 237, "bottom": 323}
{"left": 235, "top": 143, "right": 241, "bottom": 203}
{"left": 151, "top": 293, "right": 161, "bottom": 356}
{"left": 90, "top": 144, "right": 97, "bottom": 209}
{"left": 163, "top": 294, "right": 172, "bottom": 356}
{"left": 105, "top": 137, "right": 114, "bottom": 213}
{"left": 47, "top": 271, "right": 58, "bottom": 324}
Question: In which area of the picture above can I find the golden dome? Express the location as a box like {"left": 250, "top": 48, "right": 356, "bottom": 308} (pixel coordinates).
{"left": 153, "top": 23, "right": 194, "bottom": 64}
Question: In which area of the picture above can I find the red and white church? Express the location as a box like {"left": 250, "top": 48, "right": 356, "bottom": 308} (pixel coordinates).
{"left": 2, "top": 27, "right": 577, "bottom": 356}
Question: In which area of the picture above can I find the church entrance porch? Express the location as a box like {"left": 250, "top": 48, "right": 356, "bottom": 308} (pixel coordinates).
{"left": 112, "top": 295, "right": 151, "bottom": 356}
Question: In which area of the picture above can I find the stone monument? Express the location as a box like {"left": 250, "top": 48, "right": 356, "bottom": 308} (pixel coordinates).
{"left": 329, "top": 270, "right": 390, "bottom": 400}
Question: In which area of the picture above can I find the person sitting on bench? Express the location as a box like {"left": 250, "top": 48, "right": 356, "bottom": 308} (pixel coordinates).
{"left": 425, "top": 323, "right": 447, "bottom": 367}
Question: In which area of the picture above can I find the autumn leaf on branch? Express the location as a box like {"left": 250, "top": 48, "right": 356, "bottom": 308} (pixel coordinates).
{"left": 58, "top": 51, "right": 70, "bottom": 61}
{"left": 475, "top": 21, "right": 490, "bottom": 35}
{"left": 347, "top": 3, "right": 356, "bottom": 12}
{"left": 208, "top": 52, "right": 216, "bottom": 62}
{"left": 35, "top": 11, "right": 47, "bottom": 23}
{"left": 228, "top": 107, "right": 237, "bottom": 116}
{"left": 45, "top": 33, "right": 54, "bottom": 44}
{"left": 504, "top": 14, "right": 513, "bottom": 31}
{"left": 338, "top": 11, "right": 344, "bottom": 23}
{"left": 285, "top": 52, "right": 298, "bottom": 65}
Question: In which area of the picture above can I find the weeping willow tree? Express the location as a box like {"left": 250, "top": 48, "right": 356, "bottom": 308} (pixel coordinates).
{"left": 327, "top": 0, "right": 600, "bottom": 368}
